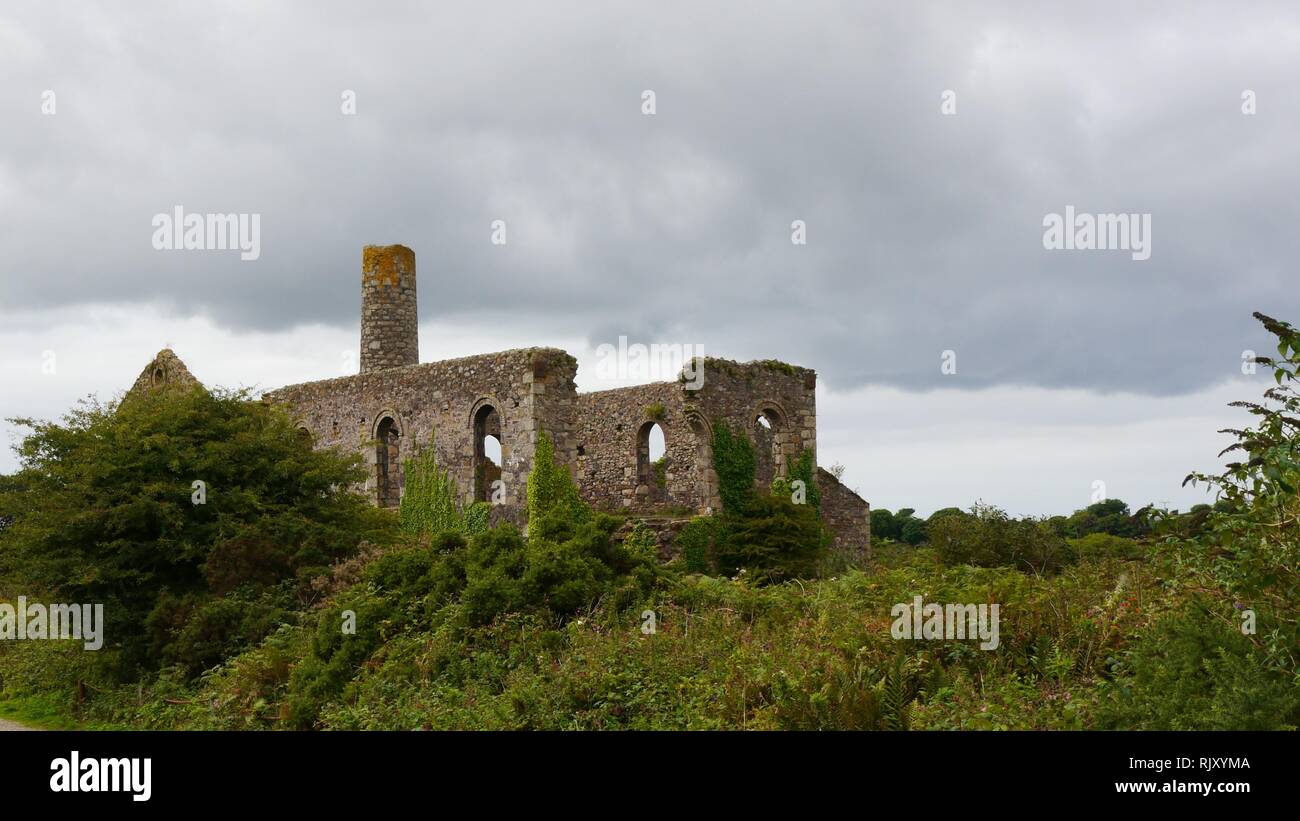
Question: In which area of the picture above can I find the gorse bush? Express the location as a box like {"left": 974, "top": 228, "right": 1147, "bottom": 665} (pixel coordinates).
{"left": 714, "top": 494, "right": 827, "bottom": 583}
{"left": 284, "top": 511, "right": 659, "bottom": 727}
{"left": 1097, "top": 601, "right": 1300, "bottom": 730}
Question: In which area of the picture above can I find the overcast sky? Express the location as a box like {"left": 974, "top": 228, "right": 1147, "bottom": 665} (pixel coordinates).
{"left": 3, "top": 1, "right": 1298, "bottom": 516}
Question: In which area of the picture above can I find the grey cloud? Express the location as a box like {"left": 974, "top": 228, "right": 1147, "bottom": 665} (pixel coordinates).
{"left": 1, "top": 0, "right": 1297, "bottom": 395}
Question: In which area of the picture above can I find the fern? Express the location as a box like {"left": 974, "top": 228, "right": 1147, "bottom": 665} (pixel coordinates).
{"left": 876, "top": 655, "right": 920, "bottom": 730}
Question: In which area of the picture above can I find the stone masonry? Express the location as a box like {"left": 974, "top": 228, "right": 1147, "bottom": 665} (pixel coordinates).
{"left": 360, "top": 245, "right": 419, "bottom": 373}
{"left": 139, "top": 245, "right": 871, "bottom": 555}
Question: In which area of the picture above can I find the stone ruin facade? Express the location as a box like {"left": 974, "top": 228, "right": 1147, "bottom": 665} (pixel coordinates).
{"left": 135, "top": 244, "right": 871, "bottom": 556}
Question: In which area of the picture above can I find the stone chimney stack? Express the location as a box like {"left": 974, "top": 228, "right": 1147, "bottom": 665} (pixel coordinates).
{"left": 360, "top": 244, "right": 419, "bottom": 373}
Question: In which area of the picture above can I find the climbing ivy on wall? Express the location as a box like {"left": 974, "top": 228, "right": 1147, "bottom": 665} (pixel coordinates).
{"left": 399, "top": 438, "right": 490, "bottom": 538}
{"left": 526, "top": 429, "right": 588, "bottom": 529}
{"left": 778, "top": 448, "right": 821, "bottom": 511}
{"left": 711, "top": 419, "right": 756, "bottom": 513}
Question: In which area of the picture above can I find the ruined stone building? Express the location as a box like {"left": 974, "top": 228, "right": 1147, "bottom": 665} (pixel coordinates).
{"left": 133, "top": 245, "right": 870, "bottom": 555}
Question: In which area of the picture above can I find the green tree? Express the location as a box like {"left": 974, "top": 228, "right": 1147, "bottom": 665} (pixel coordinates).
{"left": 927, "top": 507, "right": 966, "bottom": 524}
{"left": 869, "top": 508, "right": 898, "bottom": 541}
{"left": 714, "top": 494, "right": 826, "bottom": 583}
{"left": 1064, "top": 498, "right": 1148, "bottom": 538}
{"left": 0, "top": 386, "right": 394, "bottom": 676}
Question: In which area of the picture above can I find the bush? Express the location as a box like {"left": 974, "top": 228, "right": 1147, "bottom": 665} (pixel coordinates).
{"left": 929, "top": 503, "right": 1074, "bottom": 574}
{"left": 1069, "top": 532, "right": 1146, "bottom": 561}
{"left": 0, "top": 386, "right": 394, "bottom": 676}
{"left": 284, "top": 514, "right": 658, "bottom": 727}
{"left": 1098, "top": 602, "right": 1300, "bottom": 730}
{"left": 714, "top": 495, "right": 827, "bottom": 583}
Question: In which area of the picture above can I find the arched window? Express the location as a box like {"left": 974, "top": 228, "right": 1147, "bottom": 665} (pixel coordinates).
{"left": 473, "top": 403, "right": 502, "bottom": 502}
{"left": 375, "top": 416, "right": 401, "bottom": 508}
{"left": 637, "top": 421, "right": 667, "bottom": 497}
{"left": 753, "top": 405, "right": 786, "bottom": 483}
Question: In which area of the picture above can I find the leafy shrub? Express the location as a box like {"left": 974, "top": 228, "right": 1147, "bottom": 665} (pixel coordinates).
{"left": 0, "top": 386, "right": 394, "bottom": 676}
{"left": 928, "top": 503, "right": 1074, "bottom": 574}
{"left": 715, "top": 495, "right": 827, "bottom": 583}
{"left": 1069, "top": 532, "right": 1146, "bottom": 561}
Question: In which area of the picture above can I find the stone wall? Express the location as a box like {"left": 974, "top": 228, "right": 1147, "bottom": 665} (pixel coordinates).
{"left": 262, "top": 348, "right": 574, "bottom": 511}
{"left": 817, "top": 467, "right": 871, "bottom": 558}
{"left": 252, "top": 243, "right": 868, "bottom": 548}
{"left": 129, "top": 349, "right": 201, "bottom": 394}
{"left": 691, "top": 357, "right": 818, "bottom": 489}
{"left": 570, "top": 382, "right": 706, "bottom": 512}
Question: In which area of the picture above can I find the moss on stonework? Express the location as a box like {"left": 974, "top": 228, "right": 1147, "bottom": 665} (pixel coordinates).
{"left": 756, "top": 359, "right": 798, "bottom": 376}
{"left": 697, "top": 356, "right": 810, "bottom": 381}
{"left": 362, "top": 245, "right": 413, "bottom": 289}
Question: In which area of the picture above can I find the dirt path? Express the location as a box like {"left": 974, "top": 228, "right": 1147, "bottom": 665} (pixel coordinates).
{"left": 0, "top": 717, "right": 39, "bottom": 731}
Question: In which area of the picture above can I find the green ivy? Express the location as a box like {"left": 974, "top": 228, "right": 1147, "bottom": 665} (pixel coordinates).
{"left": 526, "top": 429, "right": 588, "bottom": 530}
{"left": 711, "top": 419, "right": 755, "bottom": 513}
{"left": 399, "top": 438, "right": 486, "bottom": 538}
{"left": 782, "top": 448, "right": 821, "bottom": 510}
{"left": 676, "top": 515, "right": 723, "bottom": 574}
{"left": 462, "top": 501, "right": 492, "bottom": 536}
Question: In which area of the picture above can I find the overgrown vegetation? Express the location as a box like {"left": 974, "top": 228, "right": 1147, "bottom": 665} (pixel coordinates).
{"left": 0, "top": 386, "right": 394, "bottom": 680}
{"left": 2, "top": 313, "right": 1298, "bottom": 730}
{"left": 399, "top": 440, "right": 490, "bottom": 539}
{"left": 710, "top": 419, "right": 756, "bottom": 513}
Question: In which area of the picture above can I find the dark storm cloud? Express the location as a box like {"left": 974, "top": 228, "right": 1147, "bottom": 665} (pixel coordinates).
{"left": 2, "top": 0, "right": 1297, "bottom": 394}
